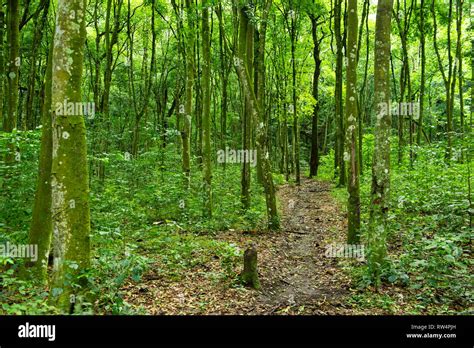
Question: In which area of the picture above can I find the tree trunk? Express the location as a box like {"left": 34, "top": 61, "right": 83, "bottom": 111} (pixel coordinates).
{"left": 234, "top": 0, "right": 279, "bottom": 230}
{"left": 345, "top": 0, "right": 360, "bottom": 243}
{"left": 5, "top": 0, "right": 20, "bottom": 163}
{"left": 49, "top": 0, "right": 91, "bottom": 313}
{"left": 239, "top": 4, "right": 252, "bottom": 210}
{"left": 26, "top": 41, "right": 54, "bottom": 283}
{"left": 417, "top": 0, "right": 426, "bottom": 145}
{"left": 182, "top": 0, "right": 195, "bottom": 189}
{"left": 290, "top": 5, "right": 300, "bottom": 185}
{"left": 0, "top": 8, "right": 4, "bottom": 129}
{"left": 309, "top": 14, "right": 322, "bottom": 178}
{"left": 25, "top": 0, "right": 50, "bottom": 130}
{"left": 369, "top": 0, "right": 393, "bottom": 287}
{"left": 202, "top": 0, "right": 212, "bottom": 217}
{"left": 334, "top": 0, "right": 345, "bottom": 186}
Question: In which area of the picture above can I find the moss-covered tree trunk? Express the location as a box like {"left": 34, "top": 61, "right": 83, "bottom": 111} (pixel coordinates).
{"left": 0, "top": 8, "right": 5, "bottom": 128}
{"left": 234, "top": 1, "right": 278, "bottom": 231}
{"left": 345, "top": 0, "right": 360, "bottom": 244}
{"left": 49, "top": 0, "right": 91, "bottom": 313}
{"left": 239, "top": 4, "right": 252, "bottom": 210}
{"left": 256, "top": 0, "right": 279, "bottom": 230}
{"left": 334, "top": 0, "right": 345, "bottom": 187}
{"left": 432, "top": 0, "right": 454, "bottom": 161}
{"left": 26, "top": 41, "right": 54, "bottom": 283}
{"left": 201, "top": 0, "right": 212, "bottom": 217}
{"left": 309, "top": 14, "right": 322, "bottom": 178}
{"left": 369, "top": 0, "right": 393, "bottom": 286}
{"left": 216, "top": 4, "right": 229, "bottom": 171}
{"left": 455, "top": 0, "right": 464, "bottom": 138}
{"left": 25, "top": 0, "right": 50, "bottom": 130}
{"left": 182, "top": 0, "right": 195, "bottom": 189}
{"left": 417, "top": 0, "right": 426, "bottom": 145}
{"left": 289, "top": 2, "right": 300, "bottom": 185}
{"left": 5, "top": 0, "right": 20, "bottom": 162}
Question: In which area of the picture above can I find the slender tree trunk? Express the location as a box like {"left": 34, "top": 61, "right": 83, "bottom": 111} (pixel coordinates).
{"left": 182, "top": 0, "right": 195, "bottom": 189}
{"left": 432, "top": 0, "right": 454, "bottom": 161}
{"left": 234, "top": 0, "right": 279, "bottom": 230}
{"left": 455, "top": 0, "right": 464, "bottom": 148}
{"left": 345, "top": 0, "right": 360, "bottom": 243}
{"left": 290, "top": 4, "right": 300, "bottom": 185}
{"left": 216, "top": 4, "right": 229, "bottom": 170}
{"left": 335, "top": 0, "right": 346, "bottom": 186}
{"left": 369, "top": 0, "right": 393, "bottom": 287}
{"left": 25, "top": 0, "right": 50, "bottom": 130}
{"left": 202, "top": 0, "right": 212, "bottom": 217}
{"left": 50, "top": 0, "right": 91, "bottom": 313}
{"left": 0, "top": 8, "right": 4, "bottom": 128}
{"left": 356, "top": 0, "right": 369, "bottom": 175}
{"left": 309, "top": 14, "right": 322, "bottom": 178}
{"left": 417, "top": 0, "right": 426, "bottom": 145}
{"left": 195, "top": 5, "right": 203, "bottom": 167}
{"left": 239, "top": 4, "right": 252, "bottom": 209}
{"left": 5, "top": 0, "right": 20, "bottom": 162}
{"left": 256, "top": 0, "right": 279, "bottom": 230}
{"left": 26, "top": 41, "right": 54, "bottom": 283}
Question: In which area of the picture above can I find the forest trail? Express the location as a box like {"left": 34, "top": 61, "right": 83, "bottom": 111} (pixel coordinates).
{"left": 123, "top": 178, "right": 356, "bottom": 315}
{"left": 253, "top": 178, "right": 353, "bottom": 314}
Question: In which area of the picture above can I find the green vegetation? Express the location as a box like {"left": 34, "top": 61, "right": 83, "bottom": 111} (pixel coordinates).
{"left": 0, "top": 0, "right": 472, "bottom": 315}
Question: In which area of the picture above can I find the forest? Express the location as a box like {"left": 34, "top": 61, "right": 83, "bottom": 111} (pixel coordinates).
{"left": 0, "top": 0, "right": 472, "bottom": 316}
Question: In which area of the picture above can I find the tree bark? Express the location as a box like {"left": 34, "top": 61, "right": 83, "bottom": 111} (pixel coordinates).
{"left": 26, "top": 41, "right": 54, "bottom": 283}
{"left": 345, "top": 0, "right": 360, "bottom": 243}
{"left": 369, "top": 0, "right": 393, "bottom": 287}
{"left": 309, "top": 14, "right": 322, "bottom": 178}
{"left": 5, "top": 0, "right": 20, "bottom": 163}
{"left": 417, "top": 0, "right": 426, "bottom": 145}
{"left": 334, "top": 0, "right": 345, "bottom": 186}
{"left": 182, "top": 0, "right": 195, "bottom": 189}
{"left": 49, "top": 0, "right": 91, "bottom": 313}
{"left": 202, "top": 0, "right": 212, "bottom": 217}
{"left": 239, "top": 4, "right": 252, "bottom": 210}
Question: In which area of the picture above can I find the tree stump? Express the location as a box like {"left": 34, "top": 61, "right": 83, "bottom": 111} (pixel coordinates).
{"left": 241, "top": 243, "right": 261, "bottom": 290}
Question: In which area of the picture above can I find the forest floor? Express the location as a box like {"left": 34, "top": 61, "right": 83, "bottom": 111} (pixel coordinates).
{"left": 121, "top": 178, "right": 382, "bottom": 315}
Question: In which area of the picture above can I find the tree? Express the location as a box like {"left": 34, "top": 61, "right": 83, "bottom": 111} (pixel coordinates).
{"left": 233, "top": 0, "right": 279, "bottom": 230}
{"left": 368, "top": 0, "right": 393, "bottom": 286}
{"left": 24, "top": 0, "right": 50, "bottom": 130}
{"left": 309, "top": 13, "right": 323, "bottom": 178}
{"left": 5, "top": 0, "right": 20, "bottom": 162}
{"left": 182, "top": 0, "right": 195, "bottom": 189}
{"left": 345, "top": 0, "right": 360, "bottom": 243}
{"left": 432, "top": 0, "right": 455, "bottom": 161}
{"left": 26, "top": 42, "right": 54, "bottom": 282}
{"left": 334, "top": 0, "right": 345, "bottom": 186}
{"left": 49, "top": 0, "right": 91, "bottom": 313}
{"left": 0, "top": 6, "right": 4, "bottom": 130}
{"left": 394, "top": 0, "right": 414, "bottom": 165}
{"left": 238, "top": 2, "right": 253, "bottom": 209}
{"left": 417, "top": 0, "right": 426, "bottom": 146}
{"left": 289, "top": 1, "right": 300, "bottom": 185}
{"left": 202, "top": 0, "right": 212, "bottom": 217}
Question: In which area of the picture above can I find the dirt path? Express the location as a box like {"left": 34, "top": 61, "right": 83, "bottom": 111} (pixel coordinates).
{"left": 122, "top": 178, "right": 355, "bottom": 315}
{"left": 252, "top": 178, "right": 353, "bottom": 314}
